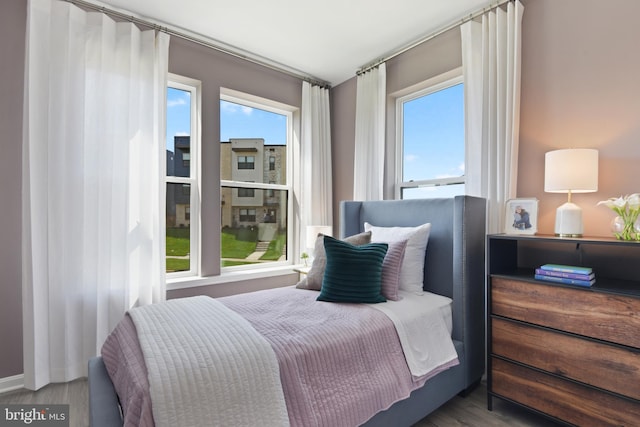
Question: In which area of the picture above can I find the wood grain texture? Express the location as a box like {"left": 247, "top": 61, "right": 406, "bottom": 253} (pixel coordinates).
{"left": 492, "top": 358, "right": 640, "bottom": 427}
{"left": 491, "top": 277, "right": 640, "bottom": 348}
{"left": 492, "top": 317, "right": 640, "bottom": 400}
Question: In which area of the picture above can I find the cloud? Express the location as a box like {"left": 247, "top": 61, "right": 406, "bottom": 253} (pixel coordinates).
{"left": 405, "top": 154, "right": 419, "bottom": 162}
{"left": 221, "top": 100, "right": 253, "bottom": 115}
{"left": 174, "top": 131, "right": 189, "bottom": 137}
{"left": 167, "top": 98, "right": 187, "bottom": 108}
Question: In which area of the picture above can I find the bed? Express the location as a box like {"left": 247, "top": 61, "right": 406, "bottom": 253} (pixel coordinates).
{"left": 88, "top": 195, "right": 486, "bottom": 427}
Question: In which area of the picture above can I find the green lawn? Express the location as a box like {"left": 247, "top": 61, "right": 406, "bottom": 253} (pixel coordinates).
{"left": 166, "top": 227, "right": 190, "bottom": 257}
{"left": 167, "top": 227, "right": 286, "bottom": 271}
{"left": 261, "top": 232, "right": 287, "bottom": 260}
{"left": 166, "top": 258, "right": 190, "bottom": 272}
{"left": 221, "top": 227, "right": 259, "bottom": 258}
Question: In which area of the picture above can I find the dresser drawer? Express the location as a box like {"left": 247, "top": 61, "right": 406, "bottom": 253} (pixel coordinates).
{"left": 491, "top": 277, "right": 640, "bottom": 348}
{"left": 491, "top": 358, "right": 640, "bottom": 427}
{"left": 492, "top": 317, "right": 640, "bottom": 400}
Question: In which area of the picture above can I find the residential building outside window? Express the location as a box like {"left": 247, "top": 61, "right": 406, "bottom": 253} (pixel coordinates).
{"left": 396, "top": 70, "right": 465, "bottom": 199}
{"left": 165, "top": 75, "right": 200, "bottom": 276}
{"left": 220, "top": 89, "right": 293, "bottom": 270}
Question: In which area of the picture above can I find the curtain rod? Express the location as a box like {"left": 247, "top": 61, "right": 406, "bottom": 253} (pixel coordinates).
{"left": 64, "top": 0, "right": 332, "bottom": 89}
{"left": 356, "top": 0, "right": 513, "bottom": 75}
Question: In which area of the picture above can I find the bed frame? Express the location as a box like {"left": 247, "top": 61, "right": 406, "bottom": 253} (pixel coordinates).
{"left": 88, "top": 195, "right": 486, "bottom": 427}
{"left": 346, "top": 196, "right": 486, "bottom": 426}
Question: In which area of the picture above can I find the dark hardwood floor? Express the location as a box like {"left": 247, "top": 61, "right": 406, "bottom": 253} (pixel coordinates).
{"left": 415, "top": 382, "right": 561, "bottom": 426}
{"left": 1, "top": 379, "right": 561, "bottom": 427}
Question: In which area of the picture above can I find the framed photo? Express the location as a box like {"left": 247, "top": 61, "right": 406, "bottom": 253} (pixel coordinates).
{"left": 504, "top": 198, "right": 538, "bottom": 235}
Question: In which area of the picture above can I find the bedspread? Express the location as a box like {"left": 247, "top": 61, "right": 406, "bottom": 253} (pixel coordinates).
{"left": 128, "top": 296, "right": 289, "bottom": 427}
{"left": 220, "top": 287, "right": 451, "bottom": 427}
{"left": 102, "top": 287, "right": 458, "bottom": 427}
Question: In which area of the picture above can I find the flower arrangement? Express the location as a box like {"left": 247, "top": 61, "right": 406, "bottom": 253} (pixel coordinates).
{"left": 597, "top": 194, "right": 640, "bottom": 241}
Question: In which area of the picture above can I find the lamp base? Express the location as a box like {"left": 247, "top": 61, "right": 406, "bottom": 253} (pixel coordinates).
{"left": 554, "top": 202, "right": 583, "bottom": 237}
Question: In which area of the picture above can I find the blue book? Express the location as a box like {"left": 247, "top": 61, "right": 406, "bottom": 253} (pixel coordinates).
{"left": 539, "top": 264, "right": 593, "bottom": 275}
{"left": 535, "top": 268, "right": 595, "bottom": 281}
{"left": 535, "top": 274, "right": 595, "bottom": 287}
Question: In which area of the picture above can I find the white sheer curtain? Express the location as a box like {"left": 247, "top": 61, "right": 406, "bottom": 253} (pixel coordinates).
{"left": 353, "top": 63, "right": 386, "bottom": 201}
{"left": 22, "top": 0, "right": 169, "bottom": 390}
{"left": 300, "top": 81, "right": 333, "bottom": 250}
{"left": 462, "top": 0, "right": 524, "bottom": 233}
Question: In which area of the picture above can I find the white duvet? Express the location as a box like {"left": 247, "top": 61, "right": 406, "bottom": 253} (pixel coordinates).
{"left": 129, "top": 296, "right": 289, "bottom": 427}
{"left": 371, "top": 290, "right": 458, "bottom": 378}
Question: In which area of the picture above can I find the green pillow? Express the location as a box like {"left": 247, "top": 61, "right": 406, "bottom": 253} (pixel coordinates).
{"left": 296, "top": 231, "right": 372, "bottom": 291}
{"left": 317, "top": 235, "right": 388, "bottom": 304}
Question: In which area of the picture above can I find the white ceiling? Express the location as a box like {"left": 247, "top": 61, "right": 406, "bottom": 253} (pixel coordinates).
{"left": 98, "top": 0, "right": 495, "bottom": 86}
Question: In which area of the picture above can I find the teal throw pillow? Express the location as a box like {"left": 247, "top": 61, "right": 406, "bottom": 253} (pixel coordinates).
{"left": 317, "top": 235, "right": 388, "bottom": 304}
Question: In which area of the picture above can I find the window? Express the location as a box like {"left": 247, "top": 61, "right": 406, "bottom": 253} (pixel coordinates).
{"left": 220, "top": 89, "right": 293, "bottom": 270}
{"left": 239, "top": 209, "right": 256, "bottom": 222}
{"left": 165, "top": 75, "right": 200, "bottom": 276}
{"left": 396, "top": 71, "right": 465, "bottom": 199}
{"left": 237, "top": 155, "right": 255, "bottom": 169}
{"left": 238, "top": 188, "right": 255, "bottom": 198}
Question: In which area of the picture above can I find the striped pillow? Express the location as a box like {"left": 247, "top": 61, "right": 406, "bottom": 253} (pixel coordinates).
{"left": 317, "top": 235, "right": 388, "bottom": 304}
{"left": 380, "top": 240, "right": 408, "bottom": 301}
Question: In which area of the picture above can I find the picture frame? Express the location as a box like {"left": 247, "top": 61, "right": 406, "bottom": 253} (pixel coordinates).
{"left": 504, "top": 198, "right": 538, "bottom": 235}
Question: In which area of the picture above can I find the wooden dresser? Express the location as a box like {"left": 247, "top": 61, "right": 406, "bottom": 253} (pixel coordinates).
{"left": 487, "top": 234, "right": 640, "bottom": 426}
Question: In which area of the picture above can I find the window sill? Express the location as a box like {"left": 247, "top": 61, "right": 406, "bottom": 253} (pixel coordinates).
{"left": 166, "top": 264, "right": 303, "bottom": 291}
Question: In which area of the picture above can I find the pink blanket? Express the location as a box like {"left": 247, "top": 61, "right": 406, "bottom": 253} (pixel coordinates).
{"left": 220, "top": 287, "right": 430, "bottom": 426}
{"left": 102, "top": 286, "right": 455, "bottom": 426}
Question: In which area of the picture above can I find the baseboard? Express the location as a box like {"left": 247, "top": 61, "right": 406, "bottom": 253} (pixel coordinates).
{"left": 0, "top": 374, "right": 24, "bottom": 394}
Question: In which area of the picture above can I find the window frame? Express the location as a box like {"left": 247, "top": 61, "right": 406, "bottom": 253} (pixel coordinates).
{"left": 220, "top": 88, "right": 295, "bottom": 273}
{"left": 395, "top": 69, "right": 465, "bottom": 199}
{"left": 165, "top": 74, "right": 201, "bottom": 279}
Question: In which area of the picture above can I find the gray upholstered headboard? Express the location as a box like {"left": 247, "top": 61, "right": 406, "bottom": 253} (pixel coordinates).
{"left": 340, "top": 195, "right": 486, "bottom": 387}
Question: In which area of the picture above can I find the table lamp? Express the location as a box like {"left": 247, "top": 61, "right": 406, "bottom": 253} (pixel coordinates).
{"left": 544, "top": 149, "right": 598, "bottom": 237}
{"left": 305, "top": 225, "right": 333, "bottom": 255}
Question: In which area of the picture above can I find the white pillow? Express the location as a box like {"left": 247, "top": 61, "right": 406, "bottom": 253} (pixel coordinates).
{"left": 364, "top": 222, "right": 431, "bottom": 295}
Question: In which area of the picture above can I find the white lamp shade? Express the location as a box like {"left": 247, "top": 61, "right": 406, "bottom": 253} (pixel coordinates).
{"left": 544, "top": 149, "right": 598, "bottom": 193}
{"left": 544, "top": 148, "right": 598, "bottom": 237}
{"left": 305, "top": 225, "right": 333, "bottom": 250}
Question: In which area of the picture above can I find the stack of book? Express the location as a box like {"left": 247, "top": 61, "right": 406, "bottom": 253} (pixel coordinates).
{"left": 534, "top": 264, "right": 595, "bottom": 287}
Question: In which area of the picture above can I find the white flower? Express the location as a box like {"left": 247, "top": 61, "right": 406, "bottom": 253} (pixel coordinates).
{"left": 597, "top": 196, "right": 626, "bottom": 213}
{"left": 627, "top": 193, "right": 640, "bottom": 211}
{"left": 598, "top": 193, "right": 640, "bottom": 240}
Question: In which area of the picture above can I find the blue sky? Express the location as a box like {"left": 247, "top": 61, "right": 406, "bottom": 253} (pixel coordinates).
{"left": 166, "top": 88, "right": 286, "bottom": 152}
{"left": 402, "top": 83, "right": 464, "bottom": 182}
{"left": 166, "top": 87, "right": 191, "bottom": 152}
{"left": 219, "top": 100, "right": 286, "bottom": 145}
{"left": 400, "top": 83, "right": 465, "bottom": 198}
{"left": 166, "top": 85, "right": 464, "bottom": 197}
